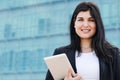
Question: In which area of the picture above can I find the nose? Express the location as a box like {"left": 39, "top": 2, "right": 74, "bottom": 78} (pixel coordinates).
{"left": 83, "top": 21, "right": 89, "bottom": 27}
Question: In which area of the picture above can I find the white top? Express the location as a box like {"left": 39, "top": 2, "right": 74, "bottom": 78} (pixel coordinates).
{"left": 75, "top": 51, "right": 100, "bottom": 80}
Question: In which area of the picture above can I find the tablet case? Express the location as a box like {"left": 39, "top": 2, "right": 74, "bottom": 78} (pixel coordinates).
{"left": 44, "top": 53, "right": 75, "bottom": 80}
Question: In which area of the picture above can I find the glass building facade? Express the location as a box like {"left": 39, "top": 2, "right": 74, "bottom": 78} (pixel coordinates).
{"left": 0, "top": 0, "right": 120, "bottom": 80}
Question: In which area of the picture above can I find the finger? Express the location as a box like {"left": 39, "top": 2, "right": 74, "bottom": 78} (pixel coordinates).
{"left": 73, "top": 75, "right": 82, "bottom": 80}
{"left": 73, "top": 73, "right": 78, "bottom": 77}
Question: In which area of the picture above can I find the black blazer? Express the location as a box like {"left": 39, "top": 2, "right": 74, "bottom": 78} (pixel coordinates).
{"left": 45, "top": 45, "right": 120, "bottom": 80}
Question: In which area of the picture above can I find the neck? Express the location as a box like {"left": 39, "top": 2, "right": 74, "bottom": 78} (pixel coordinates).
{"left": 80, "top": 39, "right": 93, "bottom": 53}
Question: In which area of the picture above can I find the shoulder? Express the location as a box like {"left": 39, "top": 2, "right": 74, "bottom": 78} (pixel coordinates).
{"left": 109, "top": 47, "right": 120, "bottom": 58}
{"left": 114, "top": 47, "right": 120, "bottom": 59}
{"left": 110, "top": 47, "right": 120, "bottom": 63}
{"left": 53, "top": 45, "right": 73, "bottom": 55}
{"left": 55, "top": 45, "right": 72, "bottom": 51}
{"left": 111, "top": 47, "right": 120, "bottom": 79}
{"left": 111, "top": 47, "right": 120, "bottom": 56}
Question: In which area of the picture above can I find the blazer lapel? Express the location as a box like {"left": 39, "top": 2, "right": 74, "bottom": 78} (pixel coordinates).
{"left": 66, "top": 49, "right": 77, "bottom": 73}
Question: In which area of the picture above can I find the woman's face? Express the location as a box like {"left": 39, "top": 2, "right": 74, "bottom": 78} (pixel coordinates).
{"left": 74, "top": 10, "right": 96, "bottom": 39}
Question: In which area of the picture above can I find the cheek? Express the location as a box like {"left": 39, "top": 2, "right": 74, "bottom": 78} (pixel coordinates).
{"left": 75, "top": 27, "right": 81, "bottom": 36}
{"left": 74, "top": 25, "right": 81, "bottom": 33}
{"left": 90, "top": 22, "right": 96, "bottom": 27}
{"left": 74, "top": 22, "right": 82, "bottom": 28}
{"left": 92, "top": 26, "right": 96, "bottom": 35}
{"left": 90, "top": 23, "right": 96, "bottom": 31}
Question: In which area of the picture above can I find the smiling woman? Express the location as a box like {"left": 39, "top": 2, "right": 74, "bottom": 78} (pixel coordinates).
{"left": 74, "top": 10, "right": 96, "bottom": 40}
{"left": 45, "top": 1, "right": 120, "bottom": 80}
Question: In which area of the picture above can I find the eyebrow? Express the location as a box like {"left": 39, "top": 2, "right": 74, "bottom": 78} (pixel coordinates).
{"left": 76, "top": 16, "right": 94, "bottom": 19}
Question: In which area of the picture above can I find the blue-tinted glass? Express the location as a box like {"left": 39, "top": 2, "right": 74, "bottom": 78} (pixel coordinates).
{"left": 0, "top": 0, "right": 120, "bottom": 80}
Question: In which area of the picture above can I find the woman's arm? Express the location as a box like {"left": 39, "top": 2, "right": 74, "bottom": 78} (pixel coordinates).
{"left": 45, "top": 70, "right": 54, "bottom": 80}
{"left": 113, "top": 48, "right": 120, "bottom": 80}
{"left": 116, "top": 49, "right": 120, "bottom": 80}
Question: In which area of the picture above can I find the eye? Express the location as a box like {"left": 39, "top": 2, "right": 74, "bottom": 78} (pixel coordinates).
{"left": 76, "top": 17, "right": 83, "bottom": 21}
{"left": 89, "top": 18, "right": 95, "bottom": 22}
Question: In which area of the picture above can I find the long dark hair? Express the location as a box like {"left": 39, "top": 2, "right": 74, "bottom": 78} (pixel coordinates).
{"left": 70, "top": 2, "right": 114, "bottom": 61}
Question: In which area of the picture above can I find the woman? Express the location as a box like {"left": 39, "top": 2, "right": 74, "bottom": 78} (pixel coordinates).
{"left": 45, "top": 2, "right": 120, "bottom": 80}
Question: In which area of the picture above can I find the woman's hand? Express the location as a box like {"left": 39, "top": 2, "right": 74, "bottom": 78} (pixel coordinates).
{"left": 64, "top": 68, "right": 83, "bottom": 80}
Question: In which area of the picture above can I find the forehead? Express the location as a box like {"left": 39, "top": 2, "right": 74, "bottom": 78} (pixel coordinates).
{"left": 76, "top": 10, "right": 92, "bottom": 18}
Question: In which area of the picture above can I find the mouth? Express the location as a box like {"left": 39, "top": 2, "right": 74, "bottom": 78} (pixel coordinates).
{"left": 81, "top": 29, "right": 91, "bottom": 33}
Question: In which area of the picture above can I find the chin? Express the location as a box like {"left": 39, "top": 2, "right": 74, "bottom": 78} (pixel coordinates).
{"left": 79, "top": 36, "right": 92, "bottom": 39}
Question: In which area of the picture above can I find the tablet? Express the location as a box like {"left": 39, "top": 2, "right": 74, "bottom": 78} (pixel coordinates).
{"left": 44, "top": 53, "right": 75, "bottom": 80}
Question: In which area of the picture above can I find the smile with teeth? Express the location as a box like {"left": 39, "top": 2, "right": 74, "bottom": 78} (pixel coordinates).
{"left": 81, "top": 29, "right": 91, "bottom": 33}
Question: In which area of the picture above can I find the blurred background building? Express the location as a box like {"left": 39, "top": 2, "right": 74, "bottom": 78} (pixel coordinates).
{"left": 0, "top": 0, "right": 119, "bottom": 80}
